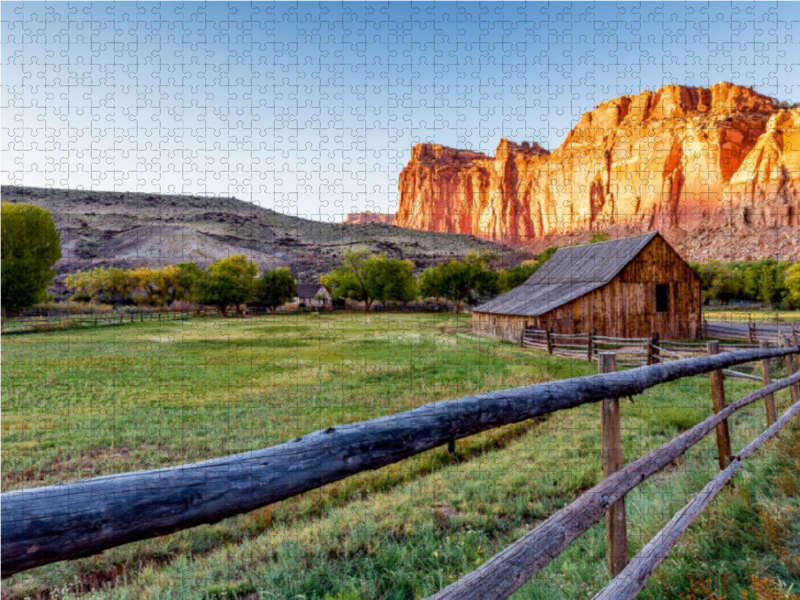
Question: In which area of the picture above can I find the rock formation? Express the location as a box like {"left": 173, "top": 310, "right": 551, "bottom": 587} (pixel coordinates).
{"left": 395, "top": 83, "right": 800, "bottom": 254}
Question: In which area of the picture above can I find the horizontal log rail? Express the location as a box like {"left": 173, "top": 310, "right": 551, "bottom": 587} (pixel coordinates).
{"left": 2, "top": 346, "right": 799, "bottom": 578}
{"left": 427, "top": 368, "right": 800, "bottom": 600}
{"left": 592, "top": 396, "right": 800, "bottom": 600}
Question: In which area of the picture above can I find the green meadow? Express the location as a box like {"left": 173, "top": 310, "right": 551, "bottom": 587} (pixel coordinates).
{"left": 3, "top": 313, "right": 799, "bottom": 599}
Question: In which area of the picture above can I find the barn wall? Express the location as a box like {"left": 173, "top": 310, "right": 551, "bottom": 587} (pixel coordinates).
{"left": 472, "top": 311, "right": 529, "bottom": 343}
{"left": 474, "top": 235, "right": 702, "bottom": 341}
{"left": 538, "top": 236, "right": 701, "bottom": 339}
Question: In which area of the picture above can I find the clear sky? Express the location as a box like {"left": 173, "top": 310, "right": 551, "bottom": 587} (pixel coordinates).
{"left": 3, "top": 1, "right": 799, "bottom": 219}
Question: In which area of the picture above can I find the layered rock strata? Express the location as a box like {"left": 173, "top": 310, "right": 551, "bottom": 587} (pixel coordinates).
{"left": 395, "top": 83, "right": 800, "bottom": 249}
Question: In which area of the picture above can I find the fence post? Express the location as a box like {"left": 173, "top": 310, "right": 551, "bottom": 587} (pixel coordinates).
{"left": 520, "top": 323, "right": 526, "bottom": 348}
{"left": 546, "top": 329, "right": 553, "bottom": 355}
{"left": 707, "top": 341, "right": 732, "bottom": 470}
{"left": 587, "top": 331, "right": 594, "bottom": 361}
{"left": 598, "top": 352, "right": 628, "bottom": 577}
{"left": 759, "top": 340, "right": 777, "bottom": 427}
{"left": 780, "top": 333, "right": 800, "bottom": 403}
{"left": 748, "top": 322, "right": 755, "bottom": 343}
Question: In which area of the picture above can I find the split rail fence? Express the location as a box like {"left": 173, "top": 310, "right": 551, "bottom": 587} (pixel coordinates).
{"left": 3, "top": 341, "right": 800, "bottom": 600}
{"left": 0, "top": 310, "right": 194, "bottom": 334}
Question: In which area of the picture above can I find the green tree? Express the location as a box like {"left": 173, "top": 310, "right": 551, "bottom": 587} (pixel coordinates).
{"left": 536, "top": 246, "right": 559, "bottom": 264}
{"left": 193, "top": 255, "right": 258, "bottom": 316}
{"left": 175, "top": 262, "right": 205, "bottom": 303}
{"left": 367, "top": 256, "right": 417, "bottom": 307}
{"left": 741, "top": 259, "right": 790, "bottom": 308}
{"left": 786, "top": 263, "right": 800, "bottom": 309}
{"left": 498, "top": 260, "right": 541, "bottom": 293}
{"left": 209, "top": 254, "right": 259, "bottom": 279}
{"left": 690, "top": 260, "right": 743, "bottom": 304}
{"left": 253, "top": 267, "right": 297, "bottom": 313}
{"left": 1, "top": 202, "right": 62, "bottom": 312}
{"left": 321, "top": 250, "right": 418, "bottom": 311}
{"left": 418, "top": 251, "right": 499, "bottom": 312}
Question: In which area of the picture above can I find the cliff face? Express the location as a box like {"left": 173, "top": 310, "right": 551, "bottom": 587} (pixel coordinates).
{"left": 396, "top": 83, "right": 800, "bottom": 253}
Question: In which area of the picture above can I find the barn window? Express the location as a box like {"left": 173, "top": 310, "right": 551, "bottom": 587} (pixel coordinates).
{"left": 656, "top": 284, "right": 668, "bottom": 313}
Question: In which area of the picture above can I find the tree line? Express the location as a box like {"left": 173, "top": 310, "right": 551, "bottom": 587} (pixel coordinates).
{"left": 6, "top": 201, "right": 798, "bottom": 314}
{"left": 65, "top": 257, "right": 297, "bottom": 316}
{"left": 58, "top": 248, "right": 543, "bottom": 314}
{"left": 690, "top": 259, "right": 800, "bottom": 309}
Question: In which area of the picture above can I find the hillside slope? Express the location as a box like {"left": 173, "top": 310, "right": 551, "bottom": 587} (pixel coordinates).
{"left": 1, "top": 186, "right": 514, "bottom": 285}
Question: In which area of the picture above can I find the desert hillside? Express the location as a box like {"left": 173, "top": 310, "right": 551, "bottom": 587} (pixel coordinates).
{"left": 1, "top": 186, "right": 514, "bottom": 284}
{"left": 395, "top": 82, "right": 800, "bottom": 261}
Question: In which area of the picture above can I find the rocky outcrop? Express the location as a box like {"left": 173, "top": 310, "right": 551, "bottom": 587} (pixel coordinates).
{"left": 396, "top": 83, "right": 800, "bottom": 249}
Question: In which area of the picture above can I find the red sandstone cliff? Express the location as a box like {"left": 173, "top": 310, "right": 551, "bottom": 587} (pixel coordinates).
{"left": 395, "top": 83, "right": 800, "bottom": 257}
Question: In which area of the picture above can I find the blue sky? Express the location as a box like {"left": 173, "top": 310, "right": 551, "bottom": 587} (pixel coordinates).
{"left": 3, "top": 1, "right": 799, "bottom": 219}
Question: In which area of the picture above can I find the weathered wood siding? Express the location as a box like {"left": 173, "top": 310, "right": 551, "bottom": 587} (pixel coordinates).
{"left": 472, "top": 235, "right": 702, "bottom": 340}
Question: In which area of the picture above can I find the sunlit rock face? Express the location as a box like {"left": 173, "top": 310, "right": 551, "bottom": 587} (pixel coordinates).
{"left": 396, "top": 82, "right": 799, "bottom": 248}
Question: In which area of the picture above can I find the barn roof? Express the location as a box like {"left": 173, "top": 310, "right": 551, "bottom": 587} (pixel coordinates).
{"left": 473, "top": 231, "right": 661, "bottom": 317}
{"left": 297, "top": 284, "right": 325, "bottom": 298}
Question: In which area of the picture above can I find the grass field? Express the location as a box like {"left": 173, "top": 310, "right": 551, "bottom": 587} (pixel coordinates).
{"left": 703, "top": 308, "right": 800, "bottom": 322}
{"left": 3, "top": 314, "right": 800, "bottom": 600}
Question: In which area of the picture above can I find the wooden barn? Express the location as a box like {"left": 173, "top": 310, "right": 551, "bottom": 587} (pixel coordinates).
{"left": 472, "top": 232, "right": 702, "bottom": 342}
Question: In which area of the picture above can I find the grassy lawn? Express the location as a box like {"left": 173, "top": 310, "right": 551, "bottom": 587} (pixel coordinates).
{"left": 703, "top": 308, "right": 800, "bottom": 322}
{"left": 2, "top": 313, "right": 799, "bottom": 599}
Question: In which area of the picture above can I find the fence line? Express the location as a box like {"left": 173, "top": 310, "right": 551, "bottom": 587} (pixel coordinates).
{"left": 591, "top": 396, "right": 800, "bottom": 600}
{"left": 428, "top": 368, "right": 800, "bottom": 600}
{"left": 0, "top": 310, "right": 194, "bottom": 334}
{"left": 3, "top": 346, "right": 798, "bottom": 578}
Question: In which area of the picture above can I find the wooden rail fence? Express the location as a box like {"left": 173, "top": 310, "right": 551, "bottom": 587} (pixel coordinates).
{"left": 0, "top": 310, "right": 194, "bottom": 334}
{"left": 3, "top": 344, "right": 800, "bottom": 600}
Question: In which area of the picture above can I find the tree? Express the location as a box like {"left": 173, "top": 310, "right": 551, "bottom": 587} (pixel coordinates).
{"left": 175, "top": 262, "right": 205, "bottom": 304}
{"left": 367, "top": 256, "right": 417, "bottom": 307}
{"left": 193, "top": 255, "right": 258, "bottom": 316}
{"left": 253, "top": 267, "right": 297, "bottom": 313}
{"left": 64, "top": 266, "right": 134, "bottom": 306}
{"left": 741, "top": 259, "right": 790, "bottom": 308}
{"left": 498, "top": 260, "right": 541, "bottom": 293}
{"left": 1, "top": 202, "right": 62, "bottom": 312}
{"left": 786, "top": 263, "right": 800, "bottom": 309}
{"left": 418, "top": 251, "right": 499, "bottom": 312}
{"left": 193, "top": 272, "right": 249, "bottom": 316}
{"left": 690, "top": 260, "right": 743, "bottom": 304}
{"left": 536, "top": 246, "right": 559, "bottom": 264}
{"left": 209, "top": 254, "right": 259, "bottom": 279}
{"left": 128, "top": 265, "right": 182, "bottom": 307}
{"left": 321, "top": 250, "right": 418, "bottom": 311}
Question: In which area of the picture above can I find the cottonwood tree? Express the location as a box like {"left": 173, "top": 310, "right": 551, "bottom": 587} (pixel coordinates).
{"left": 194, "top": 255, "right": 258, "bottom": 316}
{"left": 1, "top": 202, "right": 62, "bottom": 312}
{"left": 253, "top": 267, "right": 297, "bottom": 313}
{"left": 419, "top": 251, "right": 499, "bottom": 312}
{"left": 321, "top": 249, "right": 416, "bottom": 311}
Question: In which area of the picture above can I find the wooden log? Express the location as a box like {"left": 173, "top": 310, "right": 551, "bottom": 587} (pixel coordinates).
{"left": 598, "top": 354, "right": 627, "bottom": 577}
{"left": 760, "top": 341, "right": 777, "bottom": 427}
{"left": 546, "top": 329, "right": 553, "bottom": 355}
{"left": 592, "top": 397, "right": 800, "bottom": 600}
{"left": 428, "top": 370, "right": 800, "bottom": 600}
{"left": 707, "top": 341, "right": 732, "bottom": 470}
{"left": 3, "top": 347, "right": 799, "bottom": 578}
{"left": 587, "top": 331, "right": 594, "bottom": 362}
